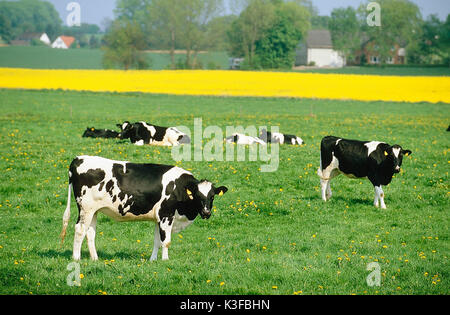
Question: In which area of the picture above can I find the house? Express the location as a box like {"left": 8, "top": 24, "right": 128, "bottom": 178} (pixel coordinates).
{"left": 295, "top": 30, "right": 345, "bottom": 68}
{"left": 51, "top": 35, "right": 76, "bottom": 49}
{"left": 11, "top": 32, "right": 51, "bottom": 46}
{"left": 355, "top": 41, "right": 406, "bottom": 65}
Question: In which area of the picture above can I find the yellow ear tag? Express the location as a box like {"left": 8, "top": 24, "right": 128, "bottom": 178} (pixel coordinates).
{"left": 384, "top": 151, "right": 388, "bottom": 156}
{"left": 405, "top": 152, "right": 409, "bottom": 156}
{"left": 91, "top": 128, "right": 95, "bottom": 131}
{"left": 186, "top": 189, "right": 193, "bottom": 200}
{"left": 218, "top": 190, "right": 224, "bottom": 196}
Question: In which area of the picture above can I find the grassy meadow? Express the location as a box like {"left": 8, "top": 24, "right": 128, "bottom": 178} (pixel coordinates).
{"left": 0, "top": 89, "right": 448, "bottom": 295}
{"left": 0, "top": 46, "right": 229, "bottom": 70}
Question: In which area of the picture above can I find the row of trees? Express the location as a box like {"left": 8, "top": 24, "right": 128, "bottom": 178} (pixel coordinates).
{"left": 328, "top": 0, "right": 450, "bottom": 66}
{"left": 0, "top": 0, "right": 103, "bottom": 49}
{"left": 0, "top": 0, "right": 61, "bottom": 42}
{"left": 103, "top": 0, "right": 315, "bottom": 69}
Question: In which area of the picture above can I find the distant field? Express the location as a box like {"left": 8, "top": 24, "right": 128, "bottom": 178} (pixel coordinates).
{"left": 1, "top": 46, "right": 449, "bottom": 76}
{"left": 0, "top": 46, "right": 229, "bottom": 70}
{"left": 294, "top": 65, "right": 450, "bottom": 77}
{"left": 0, "top": 89, "right": 448, "bottom": 295}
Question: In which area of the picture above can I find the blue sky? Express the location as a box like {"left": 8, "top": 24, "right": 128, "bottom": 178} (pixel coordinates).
{"left": 46, "top": 0, "right": 450, "bottom": 27}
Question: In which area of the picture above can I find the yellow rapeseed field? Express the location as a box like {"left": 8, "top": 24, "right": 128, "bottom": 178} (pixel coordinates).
{"left": 1, "top": 68, "right": 449, "bottom": 103}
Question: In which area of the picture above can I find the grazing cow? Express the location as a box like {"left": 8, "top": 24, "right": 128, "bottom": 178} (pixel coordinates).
{"left": 60, "top": 155, "right": 228, "bottom": 261}
{"left": 317, "top": 136, "right": 411, "bottom": 209}
{"left": 117, "top": 121, "right": 190, "bottom": 146}
{"left": 82, "top": 127, "right": 120, "bottom": 139}
{"left": 225, "top": 133, "right": 266, "bottom": 145}
{"left": 259, "top": 128, "right": 304, "bottom": 145}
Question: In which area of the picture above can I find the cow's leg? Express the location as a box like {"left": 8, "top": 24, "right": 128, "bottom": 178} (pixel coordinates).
{"left": 318, "top": 154, "right": 340, "bottom": 202}
{"left": 159, "top": 217, "right": 174, "bottom": 261}
{"left": 73, "top": 207, "right": 96, "bottom": 261}
{"left": 374, "top": 186, "right": 386, "bottom": 209}
{"left": 320, "top": 178, "right": 330, "bottom": 201}
{"left": 86, "top": 211, "right": 98, "bottom": 261}
{"left": 373, "top": 186, "right": 380, "bottom": 207}
{"left": 150, "top": 224, "right": 161, "bottom": 261}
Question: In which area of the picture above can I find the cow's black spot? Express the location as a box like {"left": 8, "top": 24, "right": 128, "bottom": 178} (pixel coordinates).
{"left": 112, "top": 195, "right": 117, "bottom": 203}
{"left": 69, "top": 159, "right": 105, "bottom": 201}
{"left": 105, "top": 180, "right": 114, "bottom": 195}
{"left": 118, "top": 191, "right": 126, "bottom": 201}
{"left": 98, "top": 181, "right": 105, "bottom": 191}
{"left": 159, "top": 228, "right": 166, "bottom": 242}
{"left": 165, "top": 181, "right": 175, "bottom": 195}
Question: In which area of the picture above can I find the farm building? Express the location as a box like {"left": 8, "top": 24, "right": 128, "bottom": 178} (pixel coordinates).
{"left": 295, "top": 30, "right": 345, "bottom": 68}
{"left": 51, "top": 35, "right": 76, "bottom": 49}
{"left": 354, "top": 41, "right": 406, "bottom": 65}
{"left": 11, "top": 32, "right": 51, "bottom": 46}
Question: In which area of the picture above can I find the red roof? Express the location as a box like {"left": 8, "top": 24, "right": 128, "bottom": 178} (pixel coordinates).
{"left": 59, "top": 36, "right": 75, "bottom": 48}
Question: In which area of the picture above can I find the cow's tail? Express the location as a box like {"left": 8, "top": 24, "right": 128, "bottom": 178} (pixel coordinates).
{"left": 60, "top": 181, "right": 72, "bottom": 245}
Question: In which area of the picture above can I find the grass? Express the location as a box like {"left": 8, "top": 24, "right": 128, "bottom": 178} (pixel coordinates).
{"left": 0, "top": 46, "right": 229, "bottom": 70}
{"left": 0, "top": 89, "right": 448, "bottom": 295}
{"left": 1, "top": 46, "right": 449, "bottom": 76}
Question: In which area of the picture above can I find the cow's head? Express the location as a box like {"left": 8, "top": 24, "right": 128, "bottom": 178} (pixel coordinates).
{"left": 384, "top": 145, "right": 412, "bottom": 173}
{"left": 116, "top": 121, "right": 133, "bottom": 140}
{"left": 175, "top": 179, "right": 228, "bottom": 219}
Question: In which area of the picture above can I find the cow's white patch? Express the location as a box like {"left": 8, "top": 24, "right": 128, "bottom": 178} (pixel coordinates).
{"left": 172, "top": 211, "right": 193, "bottom": 233}
{"left": 365, "top": 141, "right": 384, "bottom": 156}
{"left": 141, "top": 122, "right": 156, "bottom": 137}
{"left": 295, "top": 137, "right": 304, "bottom": 145}
{"left": 134, "top": 139, "right": 145, "bottom": 146}
{"left": 198, "top": 181, "right": 212, "bottom": 197}
{"left": 392, "top": 147, "right": 401, "bottom": 158}
{"left": 227, "top": 133, "right": 266, "bottom": 145}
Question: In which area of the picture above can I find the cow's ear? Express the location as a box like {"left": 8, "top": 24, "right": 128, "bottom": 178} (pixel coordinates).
{"left": 116, "top": 124, "right": 122, "bottom": 129}
{"left": 174, "top": 181, "right": 197, "bottom": 202}
{"left": 402, "top": 149, "right": 412, "bottom": 156}
{"left": 214, "top": 186, "right": 228, "bottom": 196}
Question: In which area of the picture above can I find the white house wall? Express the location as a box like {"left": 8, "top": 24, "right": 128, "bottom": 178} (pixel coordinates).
{"left": 308, "top": 48, "right": 345, "bottom": 68}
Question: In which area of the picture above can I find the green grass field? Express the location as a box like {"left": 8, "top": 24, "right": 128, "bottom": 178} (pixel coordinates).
{"left": 0, "top": 46, "right": 229, "bottom": 70}
{"left": 1, "top": 46, "right": 450, "bottom": 76}
{"left": 0, "top": 89, "right": 448, "bottom": 295}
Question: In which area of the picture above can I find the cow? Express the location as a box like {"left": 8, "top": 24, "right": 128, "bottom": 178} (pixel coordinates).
{"left": 117, "top": 121, "right": 190, "bottom": 146}
{"left": 225, "top": 133, "right": 266, "bottom": 145}
{"left": 317, "top": 136, "right": 411, "bottom": 209}
{"left": 259, "top": 128, "right": 304, "bottom": 145}
{"left": 82, "top": 127, "right": 120, "bottom": 139}
{"left": 60, "top": 155, "right": 228, "bottom": 261}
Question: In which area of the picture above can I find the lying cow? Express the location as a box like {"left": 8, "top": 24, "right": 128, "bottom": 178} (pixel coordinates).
{"left": 317, "top": 136, "right": 411, "bottom": 209}
{"left": 82, "top": 127, "right": 120, "bottom": 139}
{"left": 225, "top": 133, "right": 266, "bottom": 145}
{"left": 259, "top": 128, "right": 304, "bottom": 145}
{"left": 117, "top": 121, "right": 190, "bottom": 146}
{"left": 60, "top": 155, "right": 228, "bottom": 261}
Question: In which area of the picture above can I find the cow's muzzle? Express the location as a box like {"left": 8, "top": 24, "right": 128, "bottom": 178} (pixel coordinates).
{"left": 178, "top": 135, "right": 191, "bottom": 144}
{"left": 200, "top": 208, "right": 211, "bottom": 219}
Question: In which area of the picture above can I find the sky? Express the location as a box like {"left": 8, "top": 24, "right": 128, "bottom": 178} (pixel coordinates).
{"left": 46, "top": 0, "right": 450, "bottom": 27}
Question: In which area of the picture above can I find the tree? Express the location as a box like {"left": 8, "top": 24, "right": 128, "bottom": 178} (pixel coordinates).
{"left": 0, "top": 0, "right": 62, "bottom": 40}
{"left": 255, "top": 1, "right": 310, "bottom": 68}
{"left": 102, "top": 20, "right": 149, "bottom": 70}
{"left": 228, "top": 0, "right": 310, "bottom": 69}
{"left": 227, "top": 0, "right": 276, "bottom": 66}
{"left": 329, "top": 7, "right": 360, "bottom": 64}
{"left": 358, "top": 0, "right": 422, "bottom": 63}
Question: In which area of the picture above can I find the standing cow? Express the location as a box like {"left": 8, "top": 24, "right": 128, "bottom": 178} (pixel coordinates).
{"left": 61, "top": 156, "right": 228, "bottom": 261}
{"left": 317, "top": 136, "right": 411, "bottom": 209}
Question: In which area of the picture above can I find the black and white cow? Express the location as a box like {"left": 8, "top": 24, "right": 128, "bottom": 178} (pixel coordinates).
{"left": 259, "top": 129, "right": 304, "bottom": 145}
{"left": 225, "top": 133, "right": 266, "bottom": 145}
{"left": 60, "top": 156, "right": 228, "bottom": 261}
{"left": 317, "top": 136, "right": 411, "bottom": 209}
{"left": 82, "top": 127, "right": 120, "bottom": 139}
{"left": 117, "top": 121, "right": 190, "bottom": 146}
